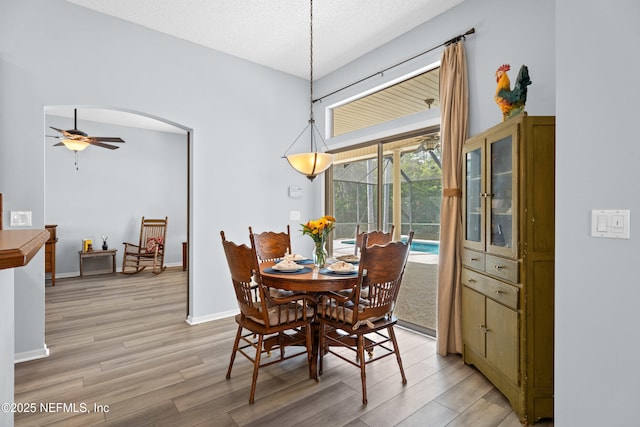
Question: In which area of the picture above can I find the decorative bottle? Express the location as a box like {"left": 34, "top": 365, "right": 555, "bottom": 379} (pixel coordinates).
{"left": 494, "top": 224, "right": 505, "bottom": 246}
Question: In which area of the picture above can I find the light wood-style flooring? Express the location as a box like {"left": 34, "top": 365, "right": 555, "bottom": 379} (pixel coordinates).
{"left": 14, "top": 269, "right": 553, "bottom": 426}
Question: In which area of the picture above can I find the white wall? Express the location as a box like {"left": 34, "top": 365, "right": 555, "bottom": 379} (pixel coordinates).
{"left": 0, "top": 0, "right": 321, "bottom": 358}
{"left": 316, "top": 0, "right": 555, "bottom": 140}
{"left": 3, "top": 0, "right": 638, "bottom": 424}
{"left": 0, "top": 269, "right": 15, "bottom": 427}
{"left": 556, "top": 1, "right": 640, "bottom": 425}
{"left": 45, "top": 113, "right": 187, "bottom": 275}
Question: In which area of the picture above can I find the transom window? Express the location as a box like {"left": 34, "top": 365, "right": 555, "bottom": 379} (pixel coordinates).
{"left": 331, "top": 67, "right": 440, "bottom": 137}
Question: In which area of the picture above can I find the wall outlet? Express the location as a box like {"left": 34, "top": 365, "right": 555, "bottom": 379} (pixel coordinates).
{"left": 591, "top": 209, "right": 630, "bottom": 239}
{"left": 11, "top": 211, "right": 32, "bottom": 227}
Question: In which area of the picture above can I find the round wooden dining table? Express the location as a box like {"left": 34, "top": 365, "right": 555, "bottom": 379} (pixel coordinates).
{"left": 259, "top": 260, "right": 358, "bottom": 292}
{"left": 259, "top": 260, "right": 358, "bottom": 380}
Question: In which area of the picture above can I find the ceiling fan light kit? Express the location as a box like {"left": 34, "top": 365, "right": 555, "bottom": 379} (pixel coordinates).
{"left": 49, "top": 109, "right": 125, "bottom": 151}
{"left": 61, "top": 139, "right": 90, "bottom": 152}
{"left": 48, "top": 108, "right": 125, "bottom": 169}
{"left": 283, "top": 0, "right": 334, "bottom": 182}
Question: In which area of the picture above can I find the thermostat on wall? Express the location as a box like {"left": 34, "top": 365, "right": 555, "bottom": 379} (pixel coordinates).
{"left": 288, "top": 186, "right": 303, "bottom": 198}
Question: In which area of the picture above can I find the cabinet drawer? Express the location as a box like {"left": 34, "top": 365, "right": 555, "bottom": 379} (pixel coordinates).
{"left": 462, "top": 268, "right": 518, "bottom": 310}
{"left": 462, "top": 249, "right": 485, "bottom": 271}
{"left": 485, "top": 254, "right": 518, "bottom": 283}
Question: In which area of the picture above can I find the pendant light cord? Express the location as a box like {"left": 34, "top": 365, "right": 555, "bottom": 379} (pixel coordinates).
{"left": 308, "top": 0, "right": 317, "bottom": 153}
{"left": 281, "top": 0, "right": 330, "bottom": 158}
{"left": 309, "top": 0, "right": 314, "bottom": 124}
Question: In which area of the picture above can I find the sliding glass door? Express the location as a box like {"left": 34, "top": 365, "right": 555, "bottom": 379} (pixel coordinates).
{"left": 331, "top": 155, "right": 381, "bottom": 240}
{"left": 327, "top": 132, "right": 441, "bottom": 335}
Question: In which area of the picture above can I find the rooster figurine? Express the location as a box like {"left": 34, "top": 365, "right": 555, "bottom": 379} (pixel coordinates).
{"left": 494, "top": 64, "right": 531, "bottom": 121}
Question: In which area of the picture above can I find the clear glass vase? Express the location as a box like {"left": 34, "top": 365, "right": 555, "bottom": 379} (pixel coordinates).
{"left": 313, "top": 238, "right": 327, "bottom": 268}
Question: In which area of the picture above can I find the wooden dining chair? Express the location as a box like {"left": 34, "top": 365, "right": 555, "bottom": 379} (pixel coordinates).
{"left": 249, "top": 225, "right": 294, "bottom": 297}
{"left": 249, "top": 225, "right": 292, "bottom": 262}
{"left": 348, "top": 225, "right": 396, "bottom": 299}
{"left": 317, "top": 231, "right": 414, "bottom": 405}
{"left": 354, "top": 224, "right": 395, "bottom": 256}
{"left": 122, "top": 216, "right": 168, "bottom": 275}
{"left": 221, "top": 231, "right": 316, "bottom": 404}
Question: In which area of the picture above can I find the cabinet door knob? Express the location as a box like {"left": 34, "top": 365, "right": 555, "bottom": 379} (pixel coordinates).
{"left": 470, "top": 257, "right": 479, "bottom": 261}
{"left": 494, "top": 265, "right": 504, "bottom": 270}
{"left": 496, "top": 290, "right": 504, "bottom": 295}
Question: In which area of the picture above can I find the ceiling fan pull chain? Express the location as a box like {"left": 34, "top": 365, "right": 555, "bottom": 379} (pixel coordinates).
{"left": 74, "top": 151, "right": 80, "bottom": 171}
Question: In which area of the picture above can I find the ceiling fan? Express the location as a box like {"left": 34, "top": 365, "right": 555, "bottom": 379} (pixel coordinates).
{"left": 414, "top": 133, "right": 442, "bottom": 169}
{"left": 48, "top": 108, "right": 125, "bottom": 151}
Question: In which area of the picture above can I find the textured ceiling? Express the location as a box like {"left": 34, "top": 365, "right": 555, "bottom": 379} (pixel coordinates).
{"left": 65, "top": 0, "right": 463, "bottom": 79}
{"left": 54, "top": 1, "right": 461, "bottom": 134}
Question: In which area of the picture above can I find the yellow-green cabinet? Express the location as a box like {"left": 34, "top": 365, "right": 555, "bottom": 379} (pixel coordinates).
{"left": 461, "top": 113, "right": 555, "bottom": 424}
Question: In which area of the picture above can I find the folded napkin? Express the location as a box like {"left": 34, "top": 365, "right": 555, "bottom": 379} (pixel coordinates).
{"left": 274, "top": 259, "right": 301, "bottom": 270}
{"left": 336, "top": 255, "right": 360, "bottom": 263}
{"left": 329, "top": 260, "right": 355, "bottom": 273}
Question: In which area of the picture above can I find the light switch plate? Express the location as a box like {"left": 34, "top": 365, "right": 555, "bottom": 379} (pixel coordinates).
{"left": 591, "top": 209, "right": 630, "bottom": 239}
{"left": 11, "top": 211, "right": 32, "bottom": 227}
{"left": 289, "top": 210, "right": 301, "bottom": 221}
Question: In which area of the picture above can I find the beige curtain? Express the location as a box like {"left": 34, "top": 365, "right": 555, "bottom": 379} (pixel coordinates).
{"left": 436, "top": 41, "right": 468, "bottom": 356}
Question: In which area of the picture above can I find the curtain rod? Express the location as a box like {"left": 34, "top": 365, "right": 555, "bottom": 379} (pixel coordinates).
{"left": 313, "top": 27, "right": 475, "bottom": 103}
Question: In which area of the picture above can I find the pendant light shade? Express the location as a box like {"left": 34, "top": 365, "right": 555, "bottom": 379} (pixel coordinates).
{"left": 283, "top": 0, "right": 333, "bottom": 181}
{"left": 286, "top": 151, "right": 334, "bottom": 181}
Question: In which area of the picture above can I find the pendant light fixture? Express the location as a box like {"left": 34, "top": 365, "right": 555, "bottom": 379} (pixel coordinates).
{"left": 282, "top": 0, "right": 334, "bottom": 181}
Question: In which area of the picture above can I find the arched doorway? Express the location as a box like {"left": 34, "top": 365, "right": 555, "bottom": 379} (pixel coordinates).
{"left": 44, "top": 105, "right": 193, "bottom": 317}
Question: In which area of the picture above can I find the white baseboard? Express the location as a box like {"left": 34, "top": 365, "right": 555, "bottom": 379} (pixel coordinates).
{"left": 15, "top": 344, "right": 50, "bottom": 363}
{"left": 187, "top": 310, "right": 236, "bottom": 325}
{"left": 50, "top": 271, "right": 78, "bottom": 279}
{"left": 48, "top": 262, "right": 184, "bottom": 281}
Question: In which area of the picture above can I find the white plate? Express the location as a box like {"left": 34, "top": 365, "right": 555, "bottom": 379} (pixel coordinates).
{"left": 327, "top": 266, "right": 356, "bottom": 274}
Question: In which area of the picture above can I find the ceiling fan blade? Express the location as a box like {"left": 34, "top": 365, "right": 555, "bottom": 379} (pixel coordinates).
{"left": 53, "top": 142, "right": 64, "bottom": 147}
{"left": 50, "top": 126, "right": 88, "bottom": 138}
{"left": 50, "top": 112, "right": 123, "bottom": 149}
{"left": 49, "top": 126, "right": 70, "bottom": 136}
{"left": 90, "top": 136, "right": 125, "bottom": 143}
{"left": 88, "top": 141, "right": 120, "bottom": 150}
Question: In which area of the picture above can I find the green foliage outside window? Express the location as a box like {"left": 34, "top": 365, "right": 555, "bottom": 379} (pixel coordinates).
{"left": 333, "top": 149, "right": 442, "bottom": 241}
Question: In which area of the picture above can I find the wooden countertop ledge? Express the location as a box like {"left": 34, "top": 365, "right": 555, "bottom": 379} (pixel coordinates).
{"left": 0, "top": 229, "right": 50, "bottom": 270}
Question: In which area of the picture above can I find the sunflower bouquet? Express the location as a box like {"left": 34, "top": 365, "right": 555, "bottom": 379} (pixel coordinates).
{"left": 301, "top": 215, "right": 335, "bottom": 267}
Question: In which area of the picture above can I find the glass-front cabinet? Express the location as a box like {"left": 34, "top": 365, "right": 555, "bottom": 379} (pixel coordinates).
{"left": 463, "top": 126, "right": 518, "bottom": 259}
{"left": 464, "top": 140, "right": 483, "bottom": 248}
{"left": 460, "top": 113, "right": 556, "bottom": 424}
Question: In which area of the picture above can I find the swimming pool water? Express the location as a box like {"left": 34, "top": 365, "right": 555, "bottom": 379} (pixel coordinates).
{"left": 407, "top": 240, "right": 439, "bottom": 255}
{"left": 340, "top": 239, "right": 439, "bottom": 255}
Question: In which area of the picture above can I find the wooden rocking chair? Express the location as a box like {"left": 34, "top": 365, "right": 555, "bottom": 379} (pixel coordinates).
{"left": 122, "top": 217, "right": 168, "bottom": 275}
